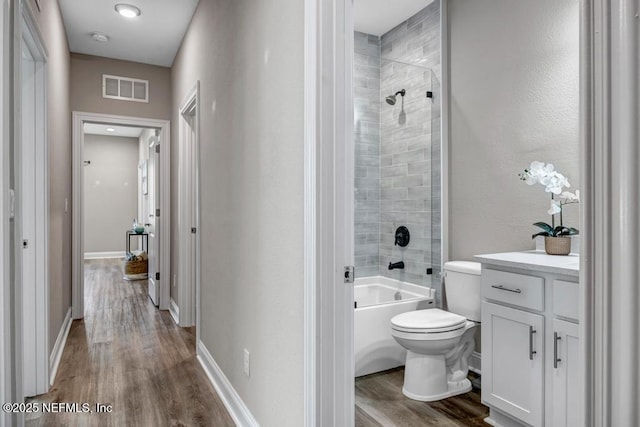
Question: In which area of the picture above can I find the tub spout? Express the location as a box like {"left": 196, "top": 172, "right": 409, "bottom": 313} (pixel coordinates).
{"left": 388, "top": 261, "right": 404, "bottom": 270}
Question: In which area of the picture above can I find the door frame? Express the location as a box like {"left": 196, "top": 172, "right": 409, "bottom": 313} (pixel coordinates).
{"left": 177, "top": 81, "right": 200, "bottom": 327}
{"left": 1, "top": 0, "right": 12, "bottom": 424}
{"left": 18, "top": 0, "right": 49, "bottom": 396}
{"left": 304, "top": 0, "right": 354, "bottom": 425}
{"left": 72, "top": 112, "right": 171, "bottom": 317}
{"left": 304, "top": 0, "right": 627, "bottom": 425}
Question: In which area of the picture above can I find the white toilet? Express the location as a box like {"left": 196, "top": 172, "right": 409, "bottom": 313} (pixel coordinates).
{"left": 390, "top": 261, "right": 481, "bottom": 402}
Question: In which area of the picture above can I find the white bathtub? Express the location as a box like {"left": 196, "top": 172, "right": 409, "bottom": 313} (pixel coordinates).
{"left": 354, "top": 276, "right": 435, "bottom": 377}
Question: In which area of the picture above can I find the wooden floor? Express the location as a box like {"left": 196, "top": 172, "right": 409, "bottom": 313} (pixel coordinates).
{"left": 26, "top": 258, "right": 234, "bottom": 427}
{"left": 355, "top": 368, "right": 489, "bottom": 426}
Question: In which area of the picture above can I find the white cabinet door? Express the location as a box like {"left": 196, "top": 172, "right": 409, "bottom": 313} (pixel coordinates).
{"left": 551, "top": 319, "right": 580, "bottom": 427}
{"left": 482, "top": 302, "right": 545, "bottom": 427}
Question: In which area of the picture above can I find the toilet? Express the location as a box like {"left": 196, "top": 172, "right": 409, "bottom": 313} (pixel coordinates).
{"left": 390, "top": 261, "right": 481, "bottom": 402}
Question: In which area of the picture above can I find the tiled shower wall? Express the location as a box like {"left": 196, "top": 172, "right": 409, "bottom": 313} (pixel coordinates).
{"left": 354, "top": 2, "right": 442, "bottom": 301}
{"left": 379, "top": 2, "right": 442, "bottom": 294}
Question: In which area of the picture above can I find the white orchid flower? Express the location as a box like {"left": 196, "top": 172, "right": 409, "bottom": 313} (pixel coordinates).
{"left": 560, "top": 191, "right": 580, "bottom": 202}
{"left": 548, "top": 200, "right": 561, "bottom": 215}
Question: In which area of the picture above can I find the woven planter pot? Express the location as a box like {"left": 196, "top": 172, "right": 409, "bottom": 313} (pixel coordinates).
{"left": 544, "top": 236, "right": 571, "bottom": 256}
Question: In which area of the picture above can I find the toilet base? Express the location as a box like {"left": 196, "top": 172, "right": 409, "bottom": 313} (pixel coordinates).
{"left": 402, "top": 378, "right": 471, "bottom": 402}
{"left": 401, "top": 350, "right": 472, "bottom": 402}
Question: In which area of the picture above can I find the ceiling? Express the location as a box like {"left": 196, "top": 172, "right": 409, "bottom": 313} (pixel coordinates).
{"left": 84, "top": 123, "right": 145, "bottom": 138}
{"left": 58, "top": 0, "right": 199, "bottom": 67}
{"left": 354, "top": 0, "right": 434, "bottom": 36}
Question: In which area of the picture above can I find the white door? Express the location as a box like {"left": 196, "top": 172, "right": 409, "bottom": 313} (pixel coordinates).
{"left": 482, "top": 301, "right": 544, "bottom": 427}
{"left": 147, "top": 135, "right": 160, "bottom": 305}
{"left": 551, "top": 318, "right": 580, "bottom": 427}
{"left": 20, "top": 17, "right": 48, "bottom": 396}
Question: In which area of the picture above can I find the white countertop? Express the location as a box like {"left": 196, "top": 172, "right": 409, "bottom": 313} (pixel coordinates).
{"left": 475, "top": 250, "right": 579, "bottom": 277}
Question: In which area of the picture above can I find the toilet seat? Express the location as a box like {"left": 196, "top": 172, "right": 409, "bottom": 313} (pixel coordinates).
{"left": 391, "top": 309, "right": 467, "bottom": 334}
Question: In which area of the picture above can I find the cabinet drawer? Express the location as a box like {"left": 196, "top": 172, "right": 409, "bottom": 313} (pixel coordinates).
{"left": 553, "top": 280, "right": 579, "bottom": 321}
{"left": 482, "top": 269, "right": 544, "bottom": 311}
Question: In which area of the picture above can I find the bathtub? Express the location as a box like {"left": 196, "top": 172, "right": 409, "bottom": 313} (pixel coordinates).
{"left": 354, "top": 276, "right": 435, "bottom": 377}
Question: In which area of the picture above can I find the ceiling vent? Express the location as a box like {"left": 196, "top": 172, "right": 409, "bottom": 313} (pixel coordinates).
{"left": 102, "top": 74, "right": 149, "bottom": 103}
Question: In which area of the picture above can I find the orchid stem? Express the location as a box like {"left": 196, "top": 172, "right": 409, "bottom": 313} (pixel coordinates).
{"left": 551, "top": 194, "right": 555, "bottom": 228}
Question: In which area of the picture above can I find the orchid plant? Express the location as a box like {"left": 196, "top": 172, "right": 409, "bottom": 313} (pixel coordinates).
{"left": 519, "top": 161, "right": 580, "bottom": 238}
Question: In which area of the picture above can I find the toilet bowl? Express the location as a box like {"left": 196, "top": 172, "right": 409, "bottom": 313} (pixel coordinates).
{"left": 391, "top": 309, "right": 476, "bottom": 401}
{"left": 390, "top": 261, "right": 481, "bottom": 402}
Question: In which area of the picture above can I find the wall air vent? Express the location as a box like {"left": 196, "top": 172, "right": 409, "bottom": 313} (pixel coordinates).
{"left": 102, "top": 74, "right": 149, "bottom": 103}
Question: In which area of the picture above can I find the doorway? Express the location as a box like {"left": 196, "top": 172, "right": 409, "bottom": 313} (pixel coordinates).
{"left": 72, "top": 112, "right": 171, "bottom": 318}
{"left": 176, "top": 82, "right": 200, "bottom": 328}
{"left": 19, "top": 2, "right": 49, "bottom": 397}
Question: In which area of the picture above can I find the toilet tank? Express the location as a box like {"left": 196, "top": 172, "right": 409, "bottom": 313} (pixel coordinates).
{"left": 443, "top": 261, "right": 481, "bottom": 322}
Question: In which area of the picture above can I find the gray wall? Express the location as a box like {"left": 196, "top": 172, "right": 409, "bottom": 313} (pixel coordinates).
{"left": 29, "top": 0, "right": 72, "bottom": 355}
{"left": 70, "top": 53, "right": 171, "bottom": 120}
{"left": 171, "top": 0, "right": 305, "bottom": 424}
{"left": 83, "top": 135, "right": 139, "bottom": 253}
{"left": 448, "top": 0, "right": 580, "bottom": 261}
{"left": 354, "top": 32, "right": 381, "bottom": 278}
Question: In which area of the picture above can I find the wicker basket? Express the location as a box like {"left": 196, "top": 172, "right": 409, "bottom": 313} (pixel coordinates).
{"left": 124, "top": 258, "right": 148, "bottom": 275}
{"left": 544, "top": 236, "right": 571, "bottom": 256}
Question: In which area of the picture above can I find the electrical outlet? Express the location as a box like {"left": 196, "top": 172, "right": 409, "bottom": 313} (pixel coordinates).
{"left": 243, "top": 349, "right": 250, "bottom": 377}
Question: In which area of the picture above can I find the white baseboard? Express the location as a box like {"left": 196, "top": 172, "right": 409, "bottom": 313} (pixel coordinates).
{"left": 169, "top": 298, "right": 179, "bottom": 325}
{"left": 469, "top": 351, "right": 482, "bottom": 375}
{"left": 49, "top": 308, "right": 72, "bottom": 385}
{"left": 83, "top": 251, "right": 125, "bottom": 259}
{"left": 196, "top": 340, "right": 259, "bottom": 427}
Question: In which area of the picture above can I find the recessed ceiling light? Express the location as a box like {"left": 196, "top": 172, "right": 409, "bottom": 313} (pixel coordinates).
{"left": 106, "top": 128, "right": 116, "bottom": 132}
{"left": 115, "top": 4, "right": 141, "bottom": 18}
{"left": 90, "top": 32, "right": 109, "bottom": 43}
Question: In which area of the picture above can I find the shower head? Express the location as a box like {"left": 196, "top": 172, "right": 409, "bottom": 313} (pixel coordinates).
{"left": 385, "top": 89, "right": 406, "bottom": 106}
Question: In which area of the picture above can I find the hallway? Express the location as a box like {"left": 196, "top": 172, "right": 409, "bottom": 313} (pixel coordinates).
{"left": 26, "top": 259, "right": 234, "bottom": 427}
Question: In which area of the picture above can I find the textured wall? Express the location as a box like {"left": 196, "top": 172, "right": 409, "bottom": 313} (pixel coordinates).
{"left": 70, "top": 53, "right": 171, "bottom": 120}
{"left": 354, "top": 32, "right": 381, "bottom": 278}
{"left": 29, "top": 0, "right": 72, "bottom": 355}
{"left": 448, "top": 0, "right": 580, "bottom": 261}
{"left": 171, "top": 0, "right": 305, "bottom": 424}
{"left": 83, "top": 135, "right": 139, "bottom": 253}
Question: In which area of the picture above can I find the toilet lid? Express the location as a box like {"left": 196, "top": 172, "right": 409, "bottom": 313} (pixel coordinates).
{"left": 391, "top": 309, "right": 467, "bottom": 333}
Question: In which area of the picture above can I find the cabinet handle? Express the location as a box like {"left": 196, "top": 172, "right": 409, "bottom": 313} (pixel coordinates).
{"left": 529, "top": 326, "right": 537, "bottom": 360}
{"left": 554, "top": 332, "right": 562, "bottom": 368}
{"left": 491, "top": 284, "right": 522, "bottom": 294}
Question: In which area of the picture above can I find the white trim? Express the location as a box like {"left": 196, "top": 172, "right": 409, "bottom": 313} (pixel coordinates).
{"left": 585, "top": 0, "right": 640, "bottom": 425}
{"left": 83, "top": 251, "right": 125, "bottom": 260}
{"left": 311, "top": 0, "right": 354, "bottom": 424}
{"left": 48, "top": 308, "right": 71, "bottom": 386}
{"left": 303, "top": 0, "right": 317, "bottom": 424}
{"left": 73, "top": 112, "right": 171, "bottom": 318}
{"left": 196, "top": 341, "right": 259, "bottom": 427}
{"left": 0, "top": 0, "right": 10, "bottom": 424}
{"left": 178, "top": 82, "right": 199, "bottom": 328}
{"left": 19, "top": 0, "right": 49, "bottom": 397}
{"left": 169, "top": 298, "right": 179, "bottom": 325}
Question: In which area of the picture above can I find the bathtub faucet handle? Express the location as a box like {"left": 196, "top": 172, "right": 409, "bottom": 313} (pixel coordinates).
{"left": 388, "top": 261, "right": 405, "bottom": 270}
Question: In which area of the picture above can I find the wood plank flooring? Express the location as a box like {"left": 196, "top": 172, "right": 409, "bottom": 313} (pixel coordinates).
{"left": 26, "top": 258, "right": 235, "bottom": 427}
{"left": 355, "top": 368, "right": 489, "bottom": 426}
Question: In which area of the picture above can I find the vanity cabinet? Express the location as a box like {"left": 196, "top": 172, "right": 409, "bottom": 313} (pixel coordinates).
{"left": 482, "top": 302, "right": 544, "bottom": 426}
{"left": 476, "top": 252, "right": 580, "bottom": 427}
